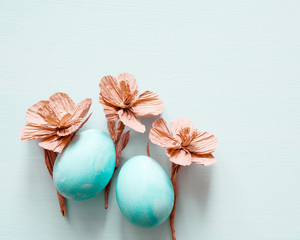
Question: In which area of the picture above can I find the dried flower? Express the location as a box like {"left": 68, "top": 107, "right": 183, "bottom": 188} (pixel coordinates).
{"left": 99, "top": 73, "right": 164, "bottom": 133}
{"left": 20, "top": 92, "right": 92, "bottom": 216}
{"left": 149, "top": 117, "right": 218, "bottom": 240}
{"left": 20, "top": 92, "right": 92, "bottom": 153}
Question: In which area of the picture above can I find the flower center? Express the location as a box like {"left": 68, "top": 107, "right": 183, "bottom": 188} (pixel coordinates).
{"left": 177, "top": 127, "right": 197, "bottom": 148}
{"left": 181, "top": 136, "right": 192, "bottom": 147}
{"left": 120, "top": 101, "right": 133, "bottom": 109}
{"left": 58, "top": 113, "right": 72, "bottom": 128}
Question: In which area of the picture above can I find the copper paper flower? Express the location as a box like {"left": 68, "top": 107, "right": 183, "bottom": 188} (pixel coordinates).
{"left": 20, "top": 92, "right": 92, "bottom": 216}
{"left": 99, "top": 73, "right": 164, "bottom": 133}
{"left": 20, "top": 92, "right": 92, "bottom": 153}
{"left": 149, "top": 117, "right": 218, "bottom": 166}
{"left": 149, "top": 117, "right": 218, "bottom": 240}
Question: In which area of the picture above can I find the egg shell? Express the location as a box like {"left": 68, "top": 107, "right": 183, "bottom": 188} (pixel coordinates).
{"left": 116, "top": 155, "right": 174, "bottom": 228}
{"left": 53, "top": 129, "right": 116, "bottom": 201}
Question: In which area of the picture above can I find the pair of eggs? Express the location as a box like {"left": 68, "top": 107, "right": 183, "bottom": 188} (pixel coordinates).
{"left": 53, "top": 129, "right": 174, "bottom": 227}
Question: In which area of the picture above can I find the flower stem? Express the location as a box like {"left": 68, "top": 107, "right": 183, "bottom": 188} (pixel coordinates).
{"left": 44, "top": 149, "right": 66, "bottom": 216}
{"left": 146, "top": 142, "right": 150, "bottom": 157}
{"left": 104, "top": 180, "right": 112, "bottom": 209}
{"left": 105, "top": 121, "right": 130, "bottom": 209}
{"left": 170, "top": 163, "right": 181, "bottom": 240}
{"left": 57, "top": 191, "right": 66, "bottom": 216}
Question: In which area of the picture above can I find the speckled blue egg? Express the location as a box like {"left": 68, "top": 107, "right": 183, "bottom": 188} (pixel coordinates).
{"left": 116, "top": 155, "right": 174, "bottom": 228}
{"left": 53, "top": 129, "right": 116, "bottom": 201}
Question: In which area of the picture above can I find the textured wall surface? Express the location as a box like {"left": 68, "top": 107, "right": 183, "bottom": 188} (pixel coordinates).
{"left": 0, "top": 0, "right": 299, "bottom": 239}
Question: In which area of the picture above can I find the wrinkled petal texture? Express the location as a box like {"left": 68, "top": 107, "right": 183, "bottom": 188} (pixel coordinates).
{"left": 99, "top": 75, "right": 123, "bottom": 107}
{"left": 116, "top": 73, "right": 138, "bottom": 103}
{"left": 99, "top": 96, "right": 119, "bottom": 121}
{"left": 191, "top": 153, "right": 217, "bottom": 166}
{"left": 48, "top": 92, "right": 75, "bottom": 119}
{"left": 149, "top": 118, "right": 180, "bottom": 149}
{"left": 39, "top": 135, "right": 73, "bottom": 153}
{"left": 132, "top": 91, "right": 164, "bottom": 117}
{"left": 25, "top": 100, "right": 50, "bottom": 125}
{"left": 187, "top": 131, "right": 218, "bottom": 154}
{"left": 20, "top": 124, "right": 55, "bottom": 141}
{"left": 167, "top": 149, "right": 192, "bottom": 166}
{"left": 99, "top": 73, "right": 165, "bottom": 133}
{"left": 21, "top": 92, "right": 92, "bottom": 153}
{"left": 118, "top": 109, "right": 145, "bottom": 133}
{"left": 56, "top": 118, "right": 82, "bottom": 137}
{"left": 170, "top": 118, "right": 194, "bottom": 137}
{"left": 71, "top": 98, "right": 92, "bottom": 120}
{"left": 149, "top": 117, "right": 218, "bottom": 166}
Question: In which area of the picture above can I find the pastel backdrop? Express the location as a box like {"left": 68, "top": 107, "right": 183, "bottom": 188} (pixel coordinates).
{"left": 0, "top": 0, "right": 299, "bottom": 240}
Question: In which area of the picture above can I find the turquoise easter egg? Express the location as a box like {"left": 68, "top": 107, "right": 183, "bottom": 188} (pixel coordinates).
{"left": 53, "top": 129, "right": 116, "bottom": 201}
{"left": 116, "top": 155, "right": 174, "bottom": 228}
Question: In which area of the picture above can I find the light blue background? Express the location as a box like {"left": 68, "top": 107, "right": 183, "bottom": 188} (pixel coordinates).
{"left": 0, "top": 0, "right": 299, "bottom": 240}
